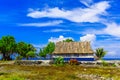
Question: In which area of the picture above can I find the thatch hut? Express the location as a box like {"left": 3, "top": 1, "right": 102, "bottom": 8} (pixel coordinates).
{"left": 52, "top": 41, "right": 94, "bottom": 61}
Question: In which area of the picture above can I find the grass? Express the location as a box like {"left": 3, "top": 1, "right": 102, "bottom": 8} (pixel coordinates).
{"left": 0, "top": 63, "right": 120, "bottom": 80}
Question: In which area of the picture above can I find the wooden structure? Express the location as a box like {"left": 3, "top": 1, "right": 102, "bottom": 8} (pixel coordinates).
{"left": 52, "top": 41, "right": 94, "bottom": 61}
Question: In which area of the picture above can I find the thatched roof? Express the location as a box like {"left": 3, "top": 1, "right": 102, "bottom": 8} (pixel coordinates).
{"left": 53, "top": 41, "right": 94, "bottom": 54}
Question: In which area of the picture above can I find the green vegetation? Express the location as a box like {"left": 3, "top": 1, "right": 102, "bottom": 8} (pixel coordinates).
{"left": 0, "top": 35, "right": 16, "bottom": 60}
{"left": 45, "top": 42, "right": 55, "bottom": 54}
{"left": 15, "top": 56, "right": 23, "bottom": 60}
{"left": 0, "top": 35, "right": 36, "bottom": 60}
{"left": 16, "top": 42, "right": 36, "bottom": 60}
{"left": 0, "top": 35, "right": 56, "bottom": 60}
{"left": 39, "top": 39, "right": 74, "bottom": 58}
{"left": 26, "top": 51, "right": 36, "bottom": 59}
{"left": 101, "top": 60, "right": 109, "bottom": 66}
{"left": 39, "top": 48, "right": 47, "bottom": 58}
{"left": 0, "top": 64, "right": 120, "bottom": 80}
{"left": 95, "top": 48, "right": 107, "bottom": 60}
{"left": 39, "top": 42, "right": 55, "bottom": 58}
{"left": 0, "top": 75, "right": 25, "bottom": 80}
{"left": 54, "top": 56, "right": 64, "bottom": 66}
{"left": 0, "top": 35, "right": 75, "bottom": 60}
{"left": 63, "top": 39, "right": 74, "bottom": 42}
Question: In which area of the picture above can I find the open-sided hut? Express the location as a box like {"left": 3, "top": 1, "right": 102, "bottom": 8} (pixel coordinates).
{"left": 52, "top": 41, "right": 94, "bottom": 62}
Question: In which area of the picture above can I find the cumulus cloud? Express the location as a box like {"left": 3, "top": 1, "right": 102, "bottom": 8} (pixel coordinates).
{"left": 79, "top": 26, "right": 120, "bottom": 57}
{"left": 80, "top": 34, "right": 96, "bottom": 48}
{"left": 48, "top": 35, "right": 73, "bottom": 43}
{"left": 19, "top": 20, "right": 63, "bottom": 27}
{"left": 27, "top": 1, "right": 110, "bottom": 23}
{"left": 80, "top": 34, "right": 96, "bottom": 42}
{"left": 43, "top": 29, "right": 71, "bottom": 32}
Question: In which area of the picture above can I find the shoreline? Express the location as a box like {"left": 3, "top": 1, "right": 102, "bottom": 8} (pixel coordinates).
{"left": 12, "top": 60, "right": 120, "bottom": 67}
{"left": 1, "top": 60, "right": 120, "bottom": 67}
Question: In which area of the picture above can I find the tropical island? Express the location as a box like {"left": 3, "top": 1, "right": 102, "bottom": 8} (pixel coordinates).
{"left": 1, "top": 0, "right": 120, "bottom": 79}
{"left": 0, "top": 35, "right": 120, "bottom": 80}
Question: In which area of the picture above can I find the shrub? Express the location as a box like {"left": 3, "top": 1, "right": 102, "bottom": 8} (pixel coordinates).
{"left": 15, "top": 56, "right": 23, "bottom": 60}
{"left": 54, "top": 56, "right": 64, "bottom": 66}
{"left": 69, "top": 59, "right": 79, "bottom": 65}
{"left": 112, "top": 63, "right": 117, "bottom": 67}
{"left": 102, "top": 60, "right": 109, "bottom": 66}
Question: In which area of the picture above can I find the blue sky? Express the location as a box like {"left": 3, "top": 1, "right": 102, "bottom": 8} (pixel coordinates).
{"left": 0, "top": 0, "right": 120, "bottom": 58}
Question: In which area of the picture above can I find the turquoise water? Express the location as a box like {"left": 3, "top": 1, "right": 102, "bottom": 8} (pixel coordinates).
{"left": 103, "top": 58, "right": 120, "bottom": 60}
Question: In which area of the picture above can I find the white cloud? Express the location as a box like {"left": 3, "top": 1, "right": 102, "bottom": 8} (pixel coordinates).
{"left": 19, "top": 20, "right": 63, "bottom": 27}
{"left": 104, "top": 22, "right": 120, "bottom": 37}
{"left": 80, "top": 28, "right": 104, "bottom": 35}
{"left": 79, "top": 25, "right": 120, "bottom": 57}
{"left": 82, "top": 22, "right": 120, "bottom": 38}
{"left": 80, "top": 0, "right": 93, "bottom": 7}
{"left": 80, "top": 34, "right": 96, "bottom": 42}
{"left": 48, "top": 35, "right": 120, "bottom": 57}
{"left": 48, "top": 35, "right": 73, "bottom": 43}
{"left": 80, "top": 34, "right": 96, "bottom": 48}
{"left": 43, "top": 29, "right": 71, "bottom": 32}
{"left": 27, "top": 1, "right": 110, "bottom": 23}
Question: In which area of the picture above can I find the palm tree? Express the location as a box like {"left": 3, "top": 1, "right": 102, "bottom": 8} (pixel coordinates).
{"left": 95, "top": 48, "right": 107, "bottom": 60}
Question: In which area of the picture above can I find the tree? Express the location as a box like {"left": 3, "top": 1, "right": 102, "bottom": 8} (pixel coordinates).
{"left": 16, "top": 42, "right": 36, "bottom": 60}
{"left": 63, "top": 39, "right": 74, "bottom": 42}
{"left": 0, "top": 35, "right": 16, "bottom": 60}
{"left": 39, "top": 49, "right": 47, "bottom": 58}
{"left": 95, "top": 48, "right": 107, "bottom": 60}
{"left": 16, "top": 42, "right": 27, "bottom": 58}
{"left": 26, "top": 51, "right": 36, "bottom": 60}
{"left": 39, "top": 42, "right": 55, "bottom": 58}
{"left": 45, "top": 42, "right": 55, "bottom": 54}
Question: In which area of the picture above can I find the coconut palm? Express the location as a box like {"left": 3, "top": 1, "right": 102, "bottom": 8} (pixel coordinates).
{"left": 95, "top": 48, "right": 107, "bottom": 60}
